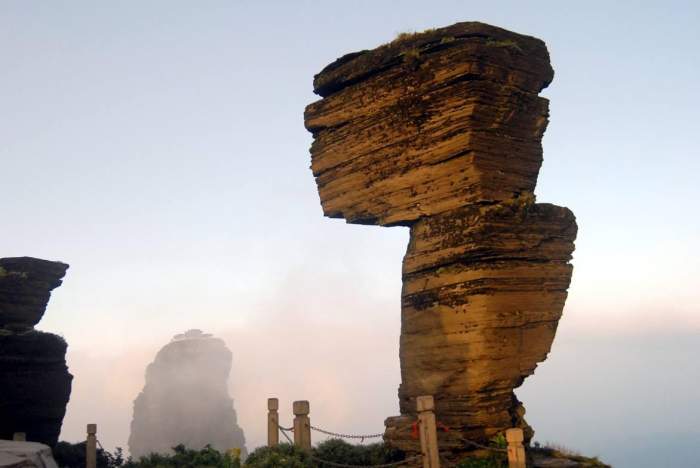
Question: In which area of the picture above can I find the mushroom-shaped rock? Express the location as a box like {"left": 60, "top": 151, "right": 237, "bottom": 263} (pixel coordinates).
{"left": 304, "top": 22, "right": 577, "bottom": 457}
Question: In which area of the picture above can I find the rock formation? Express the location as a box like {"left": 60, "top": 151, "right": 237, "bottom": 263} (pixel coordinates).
{"left": 128, "top": 329, "right": 246, "bottom": 459}
{"left": 0, "top": 257, "right": 72, "bottom": 447}
{"left": 304, "top": 22, "right": 578, "bottom": 456}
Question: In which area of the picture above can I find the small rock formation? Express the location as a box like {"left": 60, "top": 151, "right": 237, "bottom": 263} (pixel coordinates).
{"left": 304, "top": 22, "right": 578, "bottom": 457}
{"left": 0, "top": 257, "right": 72, "bottom": 447}
{"left": 128, "top": 330, "right": 246, "bottom": 459}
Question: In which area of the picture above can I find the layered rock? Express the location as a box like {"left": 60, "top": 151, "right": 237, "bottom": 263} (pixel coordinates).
{"left": 128, "top": 330, "right": 246, "bottom": 459}
{"left": 0, "top": 257, "right": 72, "bottom": 447}
{"left": 304, "top": 22, "right": 578, "bottom": 455}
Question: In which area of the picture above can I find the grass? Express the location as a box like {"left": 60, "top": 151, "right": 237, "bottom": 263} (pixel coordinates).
{"left": 531, "top": 442, "right": 610, "bottom": 467}
{"left": 0, "top": 266, "right": 28, "bottom": 279}
{"left": 485, "top": 39, "right": 523, "bottom": 52}
{"left": 392, "top": 28, "right": 436, "bottom": 44}
{"left": 401, "top": 46, "right": 421, "bottom": 60}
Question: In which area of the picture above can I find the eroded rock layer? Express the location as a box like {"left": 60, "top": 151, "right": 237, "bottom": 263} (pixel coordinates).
{"left": 304, "top": 22, "right": 577, "bottom": 454}
{"left": 305, "top": 23, "right": 553, "bottom": 226}
{"left": 0, "top": 257, "right": 72, "bottom": 446}
{"left": 129, "top": 330, "right": 247, "bottom": 459}
{"left": 0, "top": 257, "right": 68, "bottom": 330}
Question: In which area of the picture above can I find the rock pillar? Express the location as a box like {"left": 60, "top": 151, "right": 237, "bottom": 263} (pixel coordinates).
{"left": 304, "top": 22, "right": 577, "bottom": 455}
{"left": 0, "top": 257, "right": 72, "bottom": 446}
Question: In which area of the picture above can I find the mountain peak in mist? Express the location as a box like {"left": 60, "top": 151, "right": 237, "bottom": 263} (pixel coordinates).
{"left": 128, "top": 330, "right": 246, "bottom": 458}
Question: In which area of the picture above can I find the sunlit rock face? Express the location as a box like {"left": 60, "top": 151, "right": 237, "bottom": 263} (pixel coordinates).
{"left": 0, "top": 257, "right": 72, "bottom": 447}
{"left": 128, "top": 330, "right": 246, "bottom": 459}
{"left": 304, "top": 22, "right": 577, "bottom": 458}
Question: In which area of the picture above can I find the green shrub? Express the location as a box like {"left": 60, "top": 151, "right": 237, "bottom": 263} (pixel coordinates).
{"left": 244, "top": 439, "right": 406, "bottom": 467}
{"left": 126, "top": 444, "right": 240, "bottom": 468}
{"left": 54, "top": 441, "right": 125, "bottom": 468}
{"left": 54, "top": 440, "right": 409, "bottom": 467}
{"left": 244, "top": 443, "right": 311, "bottom": 467}
{"left": 313, "top": 439, "right": 404, "bottom": 465}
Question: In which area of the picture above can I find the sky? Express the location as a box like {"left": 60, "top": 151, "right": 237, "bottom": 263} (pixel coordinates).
{"left": 1, "top": 1, "right": 699, "bottom": 467}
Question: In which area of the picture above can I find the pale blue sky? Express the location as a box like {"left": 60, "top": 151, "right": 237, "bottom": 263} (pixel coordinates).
{"left": 2, "top": 2, "right": 698, "bottom": 467}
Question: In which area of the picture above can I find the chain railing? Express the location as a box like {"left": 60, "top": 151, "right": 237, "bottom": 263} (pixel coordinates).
{"left": 76, "top": 401, "right": 522, "bottom": 468}
{"left": 275, "top": 422, "right": 419, "bottom": 468}
{"left": 268, "top": 396, "right": 528, "bottom": 468}
{"left": 277, "top": 423, "right": 295, "bottom": 445}
{"left": 310, "top": 425, "right": 384, "bottom": 443}
{"left": 457, "top": 436, "right": 508, "bottom": 453}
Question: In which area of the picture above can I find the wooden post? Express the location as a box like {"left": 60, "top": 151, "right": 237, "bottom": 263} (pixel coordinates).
{"left": 12, "top": 432, "right": 26, "bottom": 442}
{"left": 86, "top": 424, "right": 97, "bottom": 468}
{"left": 506, "top": 428, "right": 526, "bottom": 468}
{"left": 292, "top": 400, "right": 311, "bottom": 451}
{"left": 416, "top": 395, "right": 440, "bottom": 468}
{"left": 268, "top": 398, "right": 279, "bottom": 447}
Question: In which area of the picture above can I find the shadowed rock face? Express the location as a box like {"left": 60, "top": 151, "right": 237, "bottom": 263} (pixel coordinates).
{"left": 128, "top": 330, "right": 246, "bottom": 459}
{"left": 304, "top": 22, "right": 577, "bottom": 455}
{"left": 0, "top": 257, "right": 72, "bottom": 446}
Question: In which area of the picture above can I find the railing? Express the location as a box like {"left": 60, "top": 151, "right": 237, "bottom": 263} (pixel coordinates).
{"left": 7, "top": 399, "right": 527, "bottom": 468}
{"left": 267, "top": 395, "right": 527, "bottom": 468}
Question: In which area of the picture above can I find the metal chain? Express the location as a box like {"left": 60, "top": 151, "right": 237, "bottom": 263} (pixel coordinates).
{"left": 310, "top": 425, "right": 384, "bottom": 442}
{"left": 275, "top": 423, "right": 420, "bottom": 467}
{"left": 277, "top": 424, "right": 295, "bottom": 444}
{"left": 458, "top": 436, "right": 507, "bottom": 453}
{"left": 96, "top": 439, "right": 104, "bottom": 451}
{"left": 310, "top": 454, "right": 422, "bottom": 468}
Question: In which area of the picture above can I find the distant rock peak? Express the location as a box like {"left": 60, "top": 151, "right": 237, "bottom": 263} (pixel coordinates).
{"left": 129, "top": 330, "right": 246, "bottom": 458}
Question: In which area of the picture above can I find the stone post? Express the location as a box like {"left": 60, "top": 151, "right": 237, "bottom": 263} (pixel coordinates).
{"left": 12, "top": 432, "right": 26, "bottom": 441}
{"left": 292, "top": 400, "right": 311, "bottom": 451}
{"left": 417, "top": 396, "right": 440, "bottom": 468}
{"left": 86, "top": 424, "right": 97, "bottom": 468}
{"left": 268, "top": 398, "right": 279, "bottom": 447}
{"left": 506, "top": 428, "right": 526, "bottom": 468}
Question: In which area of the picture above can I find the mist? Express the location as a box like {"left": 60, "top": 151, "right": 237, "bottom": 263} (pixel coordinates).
{"left": 55, "top": 268, "right": 700, "bottom": 467}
